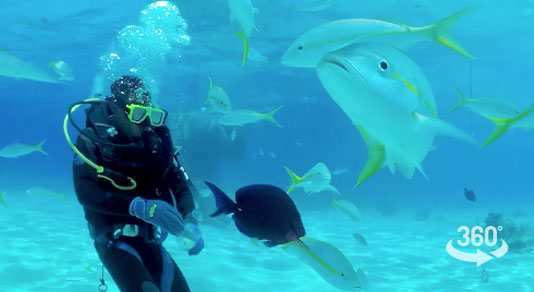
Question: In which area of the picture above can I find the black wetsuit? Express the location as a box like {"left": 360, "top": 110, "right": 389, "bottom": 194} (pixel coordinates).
{"left": 72, "top": 101, "right": 195, "bottom": 292}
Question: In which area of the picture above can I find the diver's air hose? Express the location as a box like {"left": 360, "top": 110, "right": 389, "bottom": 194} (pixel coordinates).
{"left": 64, "top": 98, "right": 137, "bottom": 191}
{"left": 63, "top": 99, "right": 103, "bottom": 172}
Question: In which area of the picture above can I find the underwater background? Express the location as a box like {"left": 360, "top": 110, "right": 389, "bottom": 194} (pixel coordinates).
{"left": 1, "top": 0, "right": 533, "bottom": 291}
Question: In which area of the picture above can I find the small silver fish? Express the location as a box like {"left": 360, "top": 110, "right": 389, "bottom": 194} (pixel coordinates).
{"left": 0, "top": 139, "right": 47, "bottom": 158}
{"left": 218, "top": 106, "right": 283, "bottom": 127}
{"left": 352, "top": 233, "right": 368, "bottom": 246}
{"left": 285, "top": 162, "right": 340, "bottom": 195}
{"left": 26, "top": 187, "right": 67, "bottom": 200}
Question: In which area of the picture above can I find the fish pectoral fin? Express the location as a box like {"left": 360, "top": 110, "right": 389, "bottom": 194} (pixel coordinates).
{"left": 262, "top": 240, "right": 278, "bottom": 247}
{"left": 414, "top": 112, "right": 477, "bottom": 144}
{"left": 324, "top": 185, "right": 341, "bottom": 195}
{"left": 354, "top": 126, "right": 386, "bottom": 188}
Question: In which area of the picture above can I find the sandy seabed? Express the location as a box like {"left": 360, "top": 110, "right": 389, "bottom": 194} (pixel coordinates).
{"left": 1, "top": 195, "right": 533, "bottom": 292}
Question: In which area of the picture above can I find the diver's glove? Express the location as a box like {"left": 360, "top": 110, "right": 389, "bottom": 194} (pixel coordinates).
{"left": 129, "top": 197, "right": 185, "bottom": 236}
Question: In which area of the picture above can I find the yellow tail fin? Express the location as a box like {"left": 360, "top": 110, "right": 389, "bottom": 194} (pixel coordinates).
{"left": 0, "top": 191, "right": 6, "bottom": 207}
{"left": 284, "top": 166, "right": 304, "bottom": 194}
{"left": 421, "top": 7, "right": 476, "bottom": 59}
{"left": 260, "top": 106, "right": 284, "bottom": 128}
{"left": 448, "top": 87, "right": 468, "bottom": 113}
{"left": 481, "top": 105, "right": 533, "bottom": 148}
{"left": 35, "top": 139, "right": 47, "bottom": 155}
{"left": 235, "top": 30, "right": 249, "bottom": 67}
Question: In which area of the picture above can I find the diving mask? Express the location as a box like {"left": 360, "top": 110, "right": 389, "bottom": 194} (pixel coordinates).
{"left": 126, "top": 104, "right": 167, "bottom": 127}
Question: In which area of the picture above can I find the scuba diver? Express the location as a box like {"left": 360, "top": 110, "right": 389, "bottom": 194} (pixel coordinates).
{"left": 67, "top": 75, "right": 203, "bottom": 292}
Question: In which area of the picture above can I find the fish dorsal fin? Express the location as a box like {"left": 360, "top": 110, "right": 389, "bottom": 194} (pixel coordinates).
{"left": 207, "top": 76, "right": 214, "bottom": 90}
{"left": 354, "top": 126, "right": 386, "bottom": 188}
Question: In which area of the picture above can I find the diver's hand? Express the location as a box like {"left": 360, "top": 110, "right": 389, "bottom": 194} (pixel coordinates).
{"left": 183, "top": 223, "right": 204, "bottom": 256}
{"left": 129, "top": 197, "right": 185, "bottom": 235}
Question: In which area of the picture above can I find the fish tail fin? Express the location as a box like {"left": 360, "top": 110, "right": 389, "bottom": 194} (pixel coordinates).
{"left": 284, "top": 166, "right": 304, "bottom": 194}
{"left": 205, "top": 181, "right": 238, "bottom": 217}
{"left": 261, "top": 105, "right": 284, "bottom": 128}
{"left": 481, "top": 105, "right": 534, "bottom": 148}
{"left": 423, "top": 7, "right": 476, "bottom": 59}
{"left": 354, "top": 126, "right": 386, "bottom": 188}
{"left": 235, "top": 30, "right": 249, "bottom": 67}
{"left": 0, "top": 191, "right": 7, "bottom": 207}
{"left": 448, "top": 87, "right": 468, "bottom": 113}
{"left": 35, "top": 139, "right": 48, "bottom": 155}
{"left": 330, "top": 199, "right": 338, "bottom": 208}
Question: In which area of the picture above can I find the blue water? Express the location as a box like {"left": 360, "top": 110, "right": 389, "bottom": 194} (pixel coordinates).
{"left": 1, "top": 0, "right": 533, "bottom": 291}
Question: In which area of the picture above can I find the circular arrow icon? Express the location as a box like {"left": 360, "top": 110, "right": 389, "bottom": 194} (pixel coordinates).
{"left": 446, "top": 239, "right": 508, "bottom": 267}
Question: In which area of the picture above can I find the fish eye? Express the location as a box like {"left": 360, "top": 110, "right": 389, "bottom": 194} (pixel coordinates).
{"left": 378, "top": 59, "right": 389, "bottom": 71}
{"left": 297, "top": 44, "right": 304, "bottom": 52}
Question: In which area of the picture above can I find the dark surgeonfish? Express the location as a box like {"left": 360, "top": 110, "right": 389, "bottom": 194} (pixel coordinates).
{"left": 205, "top": 181, "right": 306, "bottom": 247}
{"left": 464, "top": 187, "right": 476, "bottom": 202}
